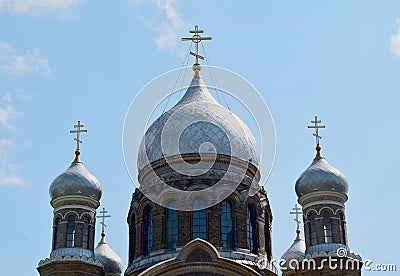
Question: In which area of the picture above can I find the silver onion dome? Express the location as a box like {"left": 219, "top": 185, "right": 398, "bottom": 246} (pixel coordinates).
{"left": 295, "top": 149, "right": 348, "bottom": 197}
{"left": 49, "top": 157, "right": 102, "bottom": 200}
{"left": 280, "top": 231, "right": 306, "bottom": 271}
{"left": 137, "top": 65, "right": 259, "bottom": 171}
{"left": 95, "top": 234, "right": 123, "bottom": 276}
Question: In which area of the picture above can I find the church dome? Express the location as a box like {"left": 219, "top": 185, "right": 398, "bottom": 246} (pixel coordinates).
{"left": 95, "top": 235, "right": 123, "bottom": 276}
{"left": 280, "top": 232, "right": 306, "bottom": 271}
{"left": 49, "top": 159, "right": 102, "bottom": 200}
{"left": 137, "top": 66, "right": 259, "bottom": 171}
{"left": 295, "top": 150, "right": 348, "bottom": 197}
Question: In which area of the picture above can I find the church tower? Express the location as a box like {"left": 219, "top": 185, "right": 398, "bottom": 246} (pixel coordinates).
{"left": 125, "top": 26, "right": 277, "bottom": 276}
{"left": 293, "top": 117, "right": 362, "bottom": 275}
{"left": 38, "top": 121, "right": 105, "bottom": 275}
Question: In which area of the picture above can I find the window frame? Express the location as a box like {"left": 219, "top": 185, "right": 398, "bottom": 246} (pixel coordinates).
{"left": 192, "top": 199, "right": 207, "bottom": 240}
{"left": 221, "top": 200, "right": 233, "bottom": 248}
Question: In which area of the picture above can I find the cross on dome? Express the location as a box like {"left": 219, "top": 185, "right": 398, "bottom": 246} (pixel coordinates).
{"left": 290, "top": 204, "right": 302, "bottom": 231}
{"left": 97, "top": 207, "right": 111, "bottom": 237}
{"left": 69, "top": 120, "right": 87, "bottom": 163}
{"left": 182, "top": 25, "right": 212, "bottom": 65}
{"left": 307, "top": 116, "right": 325, "bottom": 146}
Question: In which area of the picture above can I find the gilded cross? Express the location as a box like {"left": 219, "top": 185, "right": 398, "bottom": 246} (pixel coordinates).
{"left": 307, "top": 116, "right": 325, "bottom": 146}
{"left": 290, "top": 204, "right": 303, "bottom": 231}
{"left": 182, "top": 25, "right": 212, "bottom": 65}
{"left": 69, "top": 120, "right": 87, "bottom": 150}
{"left": 97, "top": 207, "right": 111, "bottom": 234}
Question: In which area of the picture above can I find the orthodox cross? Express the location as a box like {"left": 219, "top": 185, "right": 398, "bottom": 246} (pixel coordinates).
{"left": 69, "top": 120, "right": 87, "bottom": 150}
{"left": 182, "top": 25, "right": 212, "bottom": 65}
{"left": 290, "top": 204, "right": 303, "bottom": 231}
{"left": 307, "top": 116, "right": 325, "bottom": 146}
{"left": 97, "top": 207, "right": 111, "bottom": 234}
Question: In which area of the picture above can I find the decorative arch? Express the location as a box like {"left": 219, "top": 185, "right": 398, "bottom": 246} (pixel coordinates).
{"left": 304, "top": 208, "right": 318, "bottom": 218}
{"left": 318, "top": 206, "right": 335, "bottom": 216}
{"left": 62, "top": 210, "right": 79, "bottom": 219}
{"left": 137, "top": 239, "right": 261, "bottom": 276}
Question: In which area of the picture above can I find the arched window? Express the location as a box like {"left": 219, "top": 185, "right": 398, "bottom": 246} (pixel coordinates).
{"left": 129, "top": 214, "right": 136, "bottom": 263}
{"left": 82, "top": 216, "right": 90, "bottom": 249}
{"left": 53, "top": 217, "right": 60, "bottom": 250}
{"left": 309, "top": 213, "right": 317, "bottom": 246}
{"left": 339, "top": 212, "right": 346, "bottom": 244}
{"left": 246, "top": 205, "right": 258, "bottom": 254}
{"left": 166, "top": 201, "right": 178, "bottom": 249}
{"left": 192, "top": 199, "right": 206, "bottom": 240}
{"left": 323, "top": 212, "right": 332, "bottom": 243}
{"left": 66, "top": 215, "right": 76, "bottom": 248}
{"left": 142, "top": 206, "right": 152, "bottom": 255}
{"left": 221, "top": 200, "right": 233, "bottom": 248}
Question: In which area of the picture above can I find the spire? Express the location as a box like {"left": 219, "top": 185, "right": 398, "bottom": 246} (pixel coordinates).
{"left": 69, "top": 120, "right": 87, "bottom": 163}
{"left": 182, "top": 25, "right": 212, "bottom": 66}
{"left": 307, "top": 116, "right": 325, "bottom": 159}
{"left": 290, "top": 204, "right": 303, "bottom": 240}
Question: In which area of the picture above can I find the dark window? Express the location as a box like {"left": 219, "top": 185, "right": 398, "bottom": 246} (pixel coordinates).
{"left": 53, "top": 217, "right": 60, "bottom": 249}
{"left": 309, "top": 213, "right": 317, "bottom": 246}
{"left": 66, "top": 215, "right": 76, "bottom": 248}
{"left": 166, "top": 201, "right": 178, "bottom": 249}
{"left": 82, "top": 217, "right": 90, "bottom": 249}
{"left": 142, "top": 206, "right": 152, "bottom": 255}
{"left": 323, "top": 212, "right": 332, "bottom": 243}
{"left": 339, "top": 213, "right": 346, "bottom": 244}
{"left": 221, "top": 200, "right": 233, "bottom": 248}
{"left": 129, "top": 214, "right": 136, "bottom": 263}
{"left": 247, "top": 205, "right": 258, "bottom": 253}
{"left": 192, "top": 199, "right": 206, "bottom": 240}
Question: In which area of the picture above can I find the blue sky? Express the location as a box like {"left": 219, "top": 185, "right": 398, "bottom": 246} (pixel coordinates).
{"left": 0, "top": 0, "right": 399, "bottom": 275}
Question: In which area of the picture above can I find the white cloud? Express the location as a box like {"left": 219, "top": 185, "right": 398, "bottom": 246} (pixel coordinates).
{"left": 0, "top": 164, "right": 25, "bottom": 186}
{"left": 391, "top": 19, "right": 400, "bottom": 58}
{"left": 0, "top": 91, "right": 22, "bottom": 128}
{"left": 0, "top": 92, "right": 25, "bottom": 186}
{"left": 0, "top": 0, "right": 81, "bottom": 18}
{"left": 130, "top": 0, "right": 189, "bottom": 50}
{"left": 0, "top": 42, "right": 49, "bottom": 74}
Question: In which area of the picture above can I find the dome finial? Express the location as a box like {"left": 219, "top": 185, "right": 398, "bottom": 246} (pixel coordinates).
{"left": 97, "top": 207, "right": 111, "bottom": 241}
{"left": 69, "top": 120, "right": 87, "bottom": 163}
{"left": 182, "top": 25, "right": 212, "bottom": 66}
{"left": 307, "top": 116, "right": 325, "bottom": 159}
{"left": 290, "top": 204, "right": 303, "bottom": 240}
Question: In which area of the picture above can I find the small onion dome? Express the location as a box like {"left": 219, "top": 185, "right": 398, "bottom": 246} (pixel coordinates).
{"left": 49, "top": 154, "right": 102, "bottom": 200}
{"left": 295, "top": 147, "right": 348, "bottom": 197}
{"left": 280, "top": 230, "right": 306, "bottom": 271}
{"left": 95, "top": 234, "right": 123, "bottom": 276}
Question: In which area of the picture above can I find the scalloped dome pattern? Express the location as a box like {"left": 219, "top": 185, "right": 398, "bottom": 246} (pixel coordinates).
{"left": 95, "top": 237, "right": 123, "bottom": 275}
{"left": 295, "top": 157, "right": 348, "bottom": 197}
{"left": 137, "top": 71, "right": 259, "bottom": 171}
{"left": 49, "top": 162, "right": 102, "bottom": 200}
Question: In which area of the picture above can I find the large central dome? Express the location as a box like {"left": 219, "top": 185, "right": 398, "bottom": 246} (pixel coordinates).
{"left": 137, "top": 66, "right": 259, "bottom": 171}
